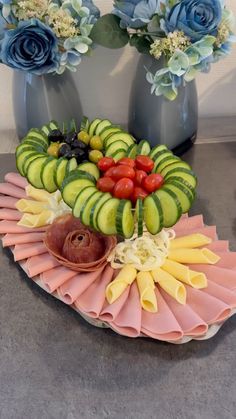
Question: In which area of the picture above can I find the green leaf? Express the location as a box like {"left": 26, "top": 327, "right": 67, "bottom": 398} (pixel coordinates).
{"left": 129, "top": 34, "right": 151, "bottom": 54}
{"left": 90, "top": 14, "right": 129, "bottom": 49}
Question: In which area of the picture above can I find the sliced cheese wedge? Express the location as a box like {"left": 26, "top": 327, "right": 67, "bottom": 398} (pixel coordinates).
{"left": 170, "top": 234, "right": 212, "bottom": 250}
{"left": 106, "top": 265, "right": 137, "bottom": 304}
{"left": 168, "top": 248, "right": 220, "bottom": 265}
{"left": 17, "top": 210, "right": 52, "bottom": 228}
{"left": 151, "top": 268, "right": 186, "bottom": 304}
{"left": 136, "top": 271, "right": 157, "bottom": 313}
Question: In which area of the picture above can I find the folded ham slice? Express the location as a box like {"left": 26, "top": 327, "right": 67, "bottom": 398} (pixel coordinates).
{"left": 13, "top": 242, "right": 47, "bottom": 261}
{"left": 0, "top": 183, "right": 27, "bottom": 199}
{"left": 174, "top": 215, "right": 204, "bottom": 232}
{"left": 2, "top": 232, "right": 45, "bottom": 247}
{"left": 0, "top": 209, "right": 21, "bottom": 221}
{"left": 0, "top": 220, "right": 48, "bottom": 234}
{"left": 188, "top": 265, "right": 236, "bottom": 291}
{"left": 44, "top": 214, "right": 117, "bottom": 272}
{"left": 4, "top": 172, "right": 28, "bottom": 190}
{"left": 0, "top": 196, "right": 18, "bottom": 209}
{"left": 40, "top": 265, "right": 78, "bottom": 293}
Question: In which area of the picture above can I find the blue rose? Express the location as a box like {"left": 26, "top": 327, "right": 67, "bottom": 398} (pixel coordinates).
{"left": 0, "top": 19, "right": 59, "bottom": 75}
{"left": 113, "top": 0, "right": 159, "bottom": 29}
{"left": 165, "top": 0, "right": 222, "bottom": 42}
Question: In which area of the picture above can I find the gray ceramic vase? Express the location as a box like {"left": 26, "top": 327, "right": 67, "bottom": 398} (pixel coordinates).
{"left": 128, "top": 54, "right": 198, "bottom": 152}
{"left": 13, "top": 70, "right": 83, "bottom": 139}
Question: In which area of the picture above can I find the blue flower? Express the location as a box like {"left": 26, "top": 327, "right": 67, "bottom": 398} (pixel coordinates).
{"left": 113, "top": 0, "right": 159, "bottom": 29}
{"left": 165, "top": 0, "right": 222, "bottom": 42}
{"left": 0, "top": 19, "right": 60, "bottom": 75}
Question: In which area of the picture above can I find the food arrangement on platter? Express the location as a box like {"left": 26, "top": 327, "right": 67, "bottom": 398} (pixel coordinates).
{"left": 1, "top": 118, "right": 236, "bottom": 343}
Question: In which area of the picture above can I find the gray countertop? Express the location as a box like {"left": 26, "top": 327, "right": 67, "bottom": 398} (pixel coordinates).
{"left": 1, "top": 144, "right": 236, "bottom": 419}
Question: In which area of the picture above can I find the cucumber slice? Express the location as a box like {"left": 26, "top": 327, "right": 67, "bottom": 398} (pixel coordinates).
{"left": 23, "top": 152, "right": 45, "bottom": 176}
{"left": 69, "top": 118, "right": 77, "bottom": 133}
{"left": 40, "top": 157, "right": 58, "bottom": 193}
{"left": 49, "top": 120, "right": 59, "bottom": 131}
{"left": 137, "top": 140, "right": 151, "bottom": 156}
{"left": 16, "top": 149, "right": 40, "bottom": 176}
{"left": 16, "top": 144, "right": 39, "bottom": 158}
{"left": 164, "top": 168, "right": 197, "bottom": 189}
{"left": 149, "top": 145, "right": 168, "bottom": 159}
{"left": 66, "top": 157, "right": 77, "bottom": 175}
{"left": 80, "top": 116, "right": 90, "bottom": 132}
{"left": 116, "top": 200, "right": 134, "bottom": 239}
{"left": 41, "top": 125, "right": 50, "bottom": 136}
{"left": 88, "top": 118, "right": 101, "bottom": 137}
{"left": 100, "top": 126, "right": 121, "bottom": 143}
{"left": 95, "top": 119, "right": 111, "bottom": 136}
{"left": 81, "top": 191, "right": 103, "bottom": 226}
{"left": 110, "top": 148, "right": 127, "bottom": 161}
{"left": 27, "top": 129, "right": 48, "bottom": 147}
{"left": 21, "top": 140, "right": 46, "bottom": 152}
{"left": 61, "top": 172, "right": 96, "bottom": 207}
{"left": 156, "top": 156, "right": 181, "bottom": 173}
{"left": 155, "top": 188, "right": 181, "bottom": 227}
{"left": 166, "top": 176, "right": 195, "bottom": 194}
{"left": 160, "top": 161, "right": 191, "bottom": 177}
{"left": 97, "top": 198, "right": 120, "bottom": 235}
{"left": 73, "top": 186, "right": 98, "bottom": 218}
{"left": 144, "top": 194, "right": 163, "bottom": 235}
{"left": 163, "top": 182, "right": 193, "bottom": 213}
{"left": 126, "top": 143, "right": 137, "bottom": 159}
{"left": 135, "top": 198, "right": 144, "bottom": 237}
{"left": 90, "top": 192, "right": 111, "bottom": 230}
{"left": 27, "top": 156, "right": 48, "bottom": 189}
{"left": 54, "top": 158, "right": 68, "bottom": 188}
{"left": 106, "top": 140, "right": 128, "bottom": 156}
{"left": 105, "top": 132, "right": 134, "bottom": 149}
{"left": 77, "top": 162, "right": 100, "bottom": 181}
{"left": 152, "top": 151, "right": 173, "bottom": 173}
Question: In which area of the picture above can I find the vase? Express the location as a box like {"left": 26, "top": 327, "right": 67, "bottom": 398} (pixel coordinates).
{"left": 128, "top": 54, "right": 198, "bottom": 153}
{"left": 13, "top": 70, "right": 83, "bottom": 140}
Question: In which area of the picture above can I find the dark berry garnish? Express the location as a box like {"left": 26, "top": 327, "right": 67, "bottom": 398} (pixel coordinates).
{"left": 71, "top": 139, "right": 88, "bottom": 150}
{"left": 64, "top": 132, "right": 77, "bottom": 145}
{"left": 58, "top": 143, "right": 71, "bottom": 158}
{"left": 48, "top": 129, "right": 64, "bottom": 143}
{"left": 73, "top": 148, "right": 87, "bottom": 163}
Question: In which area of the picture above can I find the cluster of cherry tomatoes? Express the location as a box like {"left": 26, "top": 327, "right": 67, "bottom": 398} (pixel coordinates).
{"left": 97, "top": 156, "right": 164, "bottom": 202}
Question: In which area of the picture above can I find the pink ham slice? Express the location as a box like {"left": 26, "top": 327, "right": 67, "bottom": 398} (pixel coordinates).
{"left": 2, "top": 232, "right": 45, "bottom": 247}
{"left": 160, "top": 288, "right": 208, "bottom": 337}
{"left": 0, "top": 196, "right": 18, "bottom": 209}
{"left": 25, "top": 253, "right": 60, "bottom": 277}
{"left": 206, "top": 241, "right": 229, "bottom": 252}
{"left": 99, "top": 287, "right": 130, "bottom": 322}
{"left": 13, "top": 242, "right": 47, "bottom": 261}
{"left": 185, "top": 285, "right": 231, "bottom": 324}
{"left": 189, "top": 265, "right": 236, "bottom": 291}
{"left": 174, "top": 215, "right": 204, "bottom": 232}
{"left": 203, "top": 280, "right": 236, "bottom": 308}
{"left": 141, "top": 288, "right": 183, "bottom": 342}
{"left": 58, "top": 267, "right": 104, "bottom": 304}
{"left": 213, "top": 252, "right": 236, "bottom": 269}
{"left": 4, "top": 172, "right": 28, "bottom": 189}
{"left": 110, "top": 282, "right": 142, "bottom": 338}
{"left": 0, "top": 209, "right": 21, "bottom": 221}
{"left": 0, "top": 183, "right": 27, "bottom": 199}
{"left": 41, "top": 265, "right": 78, "bottom": 293}
{"left": 0, "top": 220, "right": 48, "bottom": 234}
{"left": 175, "top": 225, "right": 217, "bottom": 240}
{"left": 74, "top": 264, "right": 114, "bottom": 318}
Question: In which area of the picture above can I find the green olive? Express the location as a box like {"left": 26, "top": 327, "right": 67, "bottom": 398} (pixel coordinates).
{"left": 77, "top": 130, "right": 90, "bottom": 145}
{"left": 90, "top": 135, "right": 103, "bottom": 151}
{"left": 89, "top": 150, "right": 104, "bottom": 163}
{"left": 47, "top": 142, "right": 60, "bottom": 157}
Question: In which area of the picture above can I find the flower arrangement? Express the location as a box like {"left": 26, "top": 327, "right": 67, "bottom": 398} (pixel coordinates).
{"left": 91, "top": 0, "right": 236, "bottom": 100}
{"left": 0, "top": 0, "right": 100, "bottom": 75}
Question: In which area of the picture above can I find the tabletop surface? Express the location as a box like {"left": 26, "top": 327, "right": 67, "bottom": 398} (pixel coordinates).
{"left": 1, "top": 144, "right": 236, "bottom": 419}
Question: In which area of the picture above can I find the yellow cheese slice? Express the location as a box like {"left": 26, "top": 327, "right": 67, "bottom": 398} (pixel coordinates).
{"left": 168, "top": 248, "right": 220, "bottom": 265}
{"left": 106, "top": 265, "right": 137, "bottom": 304}
{"left": 170, "top": 234, "right": 212, "bottom": 250}
{"left": 17, "top": 210, "right": 52, "bottom": 228}
{"left": 161, "top": 259, "right": 207, "bottom": 289}
{"left": 136, "top": 271, "right": 157, "bottom": 313}
{"left": 25, "top": 185, "right": 52, "bottom": 202}
{"left": 151, "top": 268, "right": 186, "bottom": 304}
{"left": 16, "top": 199, "right": 47, "bottom": 214}
{"left": 189, "top": 270, "right": 207, "bottom": 289}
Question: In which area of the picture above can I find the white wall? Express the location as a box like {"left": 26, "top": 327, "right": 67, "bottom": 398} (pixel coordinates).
{"left": 0, "top": 0, "right": 236, "bottom": 130}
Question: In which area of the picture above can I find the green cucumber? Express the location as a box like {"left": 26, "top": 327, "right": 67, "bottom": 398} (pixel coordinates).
{"left": 66, "top": 157, "right": 77, "bottom": 175}
{"left": 100, "top": 126, "right": 121, "bottom": 143}
{"left": 21, "top": 140, "right": 46, "bottom": 152}
{"left": 90, "top": 192, "right": 112, "bottom": 230}
{"left": 144, "top": 194, "right": 163, "bottom": 235}
{"left": 95, "top": 119, "right": 111, "bottom": 136}
{"left": 27, "top": 128, "right": 48, "bottom": 147}
{"left": 97, "top": 198, "right": 120, "bottom": 235}
{"left": 23, "top": 152, "right": 45, "bottom": 176}
{"left": 116, "top": 200, "right": 134, "bottom": 239}
{"left": 106, "top": 140, "right": 128, "bottom": 156}
{"left": 89, "top": 118, "right": 101, "bottom": 137}
{"left": 40, "top": 157, "right": 58, "bottom": 193}
{"left": 126, "top": 143, "right": 137, "bottom": 159}
{"left": 49, "top": 120, "right": 59, "bottom": 131}
{"left": 110, "top": 148, "right": 127, "bottom": 161}
{"left": 156, "top": 156, "right": 181, "bottom": 173}
{"left": 41, "top": 124, "right": 50, "bottom": 136}
{"left": 152, "top": 151, "right": 173, "bottom": 173}
{"left": 54, "top": 158, "right": 68, "bottom": 188}
{"left": 16, "top": 149, "right": 39, "bottom": 176}
{"left": 137, "top": 140, "right": 151, "bottom": 156}
{"left": 160, "top": 161, "right": 191, "bottom": 177}
{"left": 164, "top": 168, "right": 197, "bottom": 189}
{"left": 27, "top": 156, "right": 48, "bottom": 189}
{"left": 155, "top": 188, "right": 181, "bottom": 227}
{"left": 80, "top": 116, "right": 90, "bottom": 132}
{"left": 165, "top": 176, "right": 195, "bottom": 194}
{"left": 135, "top": 198, "right": 144, "bottom": 237}
{"left": 77, "top": 162, "right": 100, "bottom": 181}
{"left": 73, "top": 186, "right": 98, "bottom": 218}
{"left": 61, "top": 171, "right": 96, "bottom": 207}
{"left": 163, "top": 182, "right": 193, "bottom": 213}
{"left": 105, "top": 132, "right": 135, "bottom": 149}
{"left": 149, "top": 145, "right": 168, "bottom": 159}
{"left": 81, "top": 191, "right": 103, "bottom": 226}
{"left": 16, "top": 144, "right": 39, "bottom": 158}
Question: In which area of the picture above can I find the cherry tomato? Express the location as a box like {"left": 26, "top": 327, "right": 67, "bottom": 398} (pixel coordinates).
{"left": 131, "top": 186, "right": 148, "bottom": 203}
{"left": 104, "top": 167, "right": 116, "bottom": 178}
{"left": 135, "top": 155, "right": 154, "bottom": 172}
{"left": 113, "top": 178, "right": 134, "bottom": 199}
{"left": 97, "top": 177, "right": 115, "bottom": 193}
{"left": 142, "top": 173, "right": 164, "bottom": 193}
{"left": 98, "top": 157, "right": 115, "bottom": 172}
{"left": 135, "top": 170, "right": 148, "bottom": 186}
{"left": 117, "top": 157, "right": 135, "bottom": 168}
{"left": 110, "top": 165, "right": 135, "bottom": 181}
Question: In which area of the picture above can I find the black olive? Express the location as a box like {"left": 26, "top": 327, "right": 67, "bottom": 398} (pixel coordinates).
{"left": 73, "top": 148, "right": 87, "bottom": 163}
{"left": 48, "top": 129, "right": 64, "bottom": 143}
{"left": 71, "top": 139, "right": 88, "bottom": 150}
{"left": 64, "top": 132, "right": 77, "bottom": 145}
{"left": 58, "top": 143, "right": 71, "bottom": 157}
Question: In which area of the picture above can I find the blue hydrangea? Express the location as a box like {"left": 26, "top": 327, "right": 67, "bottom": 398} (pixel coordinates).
{"left": 113, "top": 0, "right": 160, "bottom": 29}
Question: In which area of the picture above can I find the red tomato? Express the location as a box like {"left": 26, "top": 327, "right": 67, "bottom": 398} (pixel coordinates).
{"left": 113, "top": 178, "right": 134, "bottom": 199}
{"left": 135, "top": 155, "right": 154, "bottom": 172}
{"left": 131, "top": 186, "right": 148, "bottom": 203}
{"left": 98, "top": 157, "right": 115, "bottom": 172}
{"left": 142, "top": 173, "right": 164, "bottom": 193}
{"left": 104, "top": 167, "right": 116, "bottom": 178}
{"left": 110, "top": 165, "right": 135, "bottom": 181}
{"left": 97, "top": 177, "right": 115, "bottom": 193}
{"left": 135, "top": 170, "right": 148, "bottom": 186}
{"left": 117, "top": 157, "right": 135, "bottom": 168}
